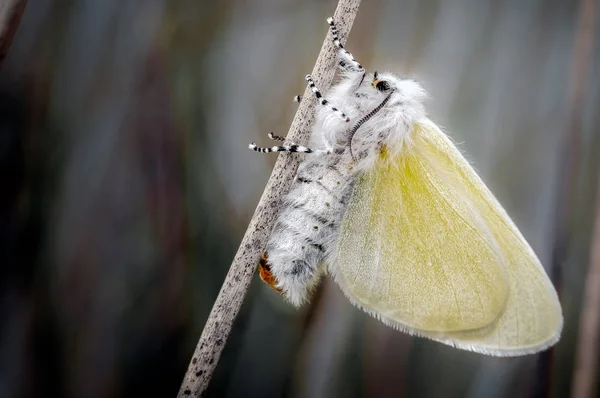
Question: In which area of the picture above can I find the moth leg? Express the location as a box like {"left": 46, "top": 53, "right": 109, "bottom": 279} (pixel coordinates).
{"left": 266, "top": 132, "right": 307, "bottom": 150}
{"left": 274, "top": 128, "right": 333, "bottom": 155}
{"left": 267, "top": 132, "right": 288, "bottom": 143}
{"left": 327, "top": 17, "right": 364, "bottom": 72}
{"left": 293, "top": 95, "right": 302, "bottom": 103}
{"left": 305, "top": 74, "right": 350, "bottom": 122}
{"left": 336, "top": 51, "right": 364, "bottom": 74}
{"left": 249, "top": 142, "right": 330, "bottom": 155}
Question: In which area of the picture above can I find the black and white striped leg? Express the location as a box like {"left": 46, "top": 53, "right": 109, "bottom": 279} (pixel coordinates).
{"left": 268, "top": 132, "right": 288, "bottom": 142}
{"left": 267, "top": 132, "right": 334, "bottom": 155}
{"left": 293, "top": 95, "right": 302, "bottom": 103}
{"left": 267, "top": 132, "right": 301, "bottom": 147}
{"left": 249, "top": 142, "right": 330, "bottom": 155}
{"left": 327, "top": 17, "right": 364, "bottom": 72}
{"left": 305, "top": 74, "right": 350, "bottom": 122}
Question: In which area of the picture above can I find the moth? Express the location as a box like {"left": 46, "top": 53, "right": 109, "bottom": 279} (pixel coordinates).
{"left": 248, "top": 17, "right": 562, "bottom": 356}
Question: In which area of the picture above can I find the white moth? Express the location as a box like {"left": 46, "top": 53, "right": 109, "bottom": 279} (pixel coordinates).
{"left": 249, "top": 17, "right": 562, "bottom": 356}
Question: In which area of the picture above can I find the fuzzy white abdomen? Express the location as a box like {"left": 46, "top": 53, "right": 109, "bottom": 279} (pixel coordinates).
{"left": 264, "top": 150, "right": 356, "bottom": 306}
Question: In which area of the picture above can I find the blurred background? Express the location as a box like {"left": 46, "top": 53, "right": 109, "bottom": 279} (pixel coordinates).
{"left": 0, "top": 0, "right": 599, "bottom": 397}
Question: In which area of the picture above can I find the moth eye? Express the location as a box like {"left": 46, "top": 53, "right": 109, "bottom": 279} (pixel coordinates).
{"left": 376, "top": 81, "right": 391, "bottom": 92}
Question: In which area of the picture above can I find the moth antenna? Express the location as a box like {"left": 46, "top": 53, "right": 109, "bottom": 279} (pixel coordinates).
{"left": 305, "top": 74, "right": 350, "bottom": 122}
{"left": 348, "top": 90, "right": 395, "bottom": 159}
{"left": 327, "top": 17, "right": 364, "bottom": 72}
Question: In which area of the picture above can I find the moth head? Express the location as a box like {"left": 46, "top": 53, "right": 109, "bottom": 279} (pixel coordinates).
{"left": 370, "top": 71, "right": 428, "bottom": 114}
{"left": 372, "top": 71, "right": 391, "bottom": 92}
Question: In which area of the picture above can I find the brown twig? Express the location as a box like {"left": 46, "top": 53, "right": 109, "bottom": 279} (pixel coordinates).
{"left": 0, "top": 0, "right": 27, "bottom": 68}
{"left": 177, "top": 1, "right": 362, "bottom": 396}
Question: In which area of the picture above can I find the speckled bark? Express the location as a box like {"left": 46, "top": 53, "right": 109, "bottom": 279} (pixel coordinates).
{"left": 177, "top": 1, "right": 362, "bottom": 396}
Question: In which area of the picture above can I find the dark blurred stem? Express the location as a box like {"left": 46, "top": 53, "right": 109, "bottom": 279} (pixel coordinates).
{"left": 0, "top": 0, "right": 27, "bottom": 68}
{"left": 176, "top": 1, "right": 362, "bottom": 397}
{"left": 572, "top": 176, "right": 600, "bottom": 398}
{"left": 533, "top": 0, "right": 597, "bottom": 397}
{"left": 570, "top": 11, "right": 600, "bottom": 398}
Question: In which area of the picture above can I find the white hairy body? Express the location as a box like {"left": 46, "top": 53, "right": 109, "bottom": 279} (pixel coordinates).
{"left": 264, "top": 67, "right": 428, "bottom": 306}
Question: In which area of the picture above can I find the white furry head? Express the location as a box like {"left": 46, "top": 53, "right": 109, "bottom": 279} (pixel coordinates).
{"left": 371, "top": 72, "right": 428, "bottom": 119}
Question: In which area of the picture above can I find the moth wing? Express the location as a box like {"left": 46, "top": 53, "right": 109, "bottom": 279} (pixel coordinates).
{"left": 333, "top": 123, "right": 510, "bottom": 334}
{"left": 332, "top": 120, "right": 562, "bottom": 356}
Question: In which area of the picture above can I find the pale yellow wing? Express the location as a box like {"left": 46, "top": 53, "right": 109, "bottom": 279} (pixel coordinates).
{"left": 334, "top": 125, "right": 510, "bottom": 333}
{"left": 333, "top": 120, "right": 562, "bottom": 356}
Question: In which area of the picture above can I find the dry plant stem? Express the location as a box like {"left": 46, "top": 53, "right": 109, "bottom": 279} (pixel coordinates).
{"left": 0, "top": 0, "right": 27, "bottom": 68}
{"left": 540, "top": 0, "right": 597, "bottom": 397}
{"left": 572, "top": 177, "right": 600, "bottom": 398}
{"left": 533, "top": 0, "right": 596, "bottom": 396}
{"left": 567, "top": 0, "right": 598, "bottom": 397}
{"left": 177, "top": 1, "right": 362, "bottom": 396}
{"left": 570, "top": 9, "right": 600, "bottom": 398}
{"left": 570, "top": 6, "right": 599, "bottom": 398}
